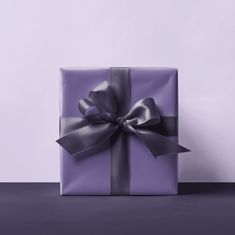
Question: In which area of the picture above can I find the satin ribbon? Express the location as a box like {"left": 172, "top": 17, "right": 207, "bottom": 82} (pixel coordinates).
{"left": 57, "top": 80, "right": 189, "bottom": 157}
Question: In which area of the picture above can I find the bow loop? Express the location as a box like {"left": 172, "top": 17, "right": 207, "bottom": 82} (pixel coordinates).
{"left": 124, "top": 97, "right": 161, "bottom": 127}
{"left": 78, "top": 98, "right": 99, "bottom": 116}
{"left": 88, "top": 81, "right": 117, "bottom": 115}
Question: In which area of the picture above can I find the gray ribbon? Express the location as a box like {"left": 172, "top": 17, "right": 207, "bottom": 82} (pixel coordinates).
{"left": 57, "top": 80, "right": 189, "bottom": 157}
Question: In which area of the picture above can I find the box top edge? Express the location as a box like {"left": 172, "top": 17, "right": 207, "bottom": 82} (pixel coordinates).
{"left": 60, "top": 67, "right": 178, "bottom": 71}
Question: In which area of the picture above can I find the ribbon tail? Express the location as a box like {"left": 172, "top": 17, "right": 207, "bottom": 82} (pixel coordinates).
{"left": 57, "top": 122, "right": 118, "bottom": 155}
{"left": 135, "top": 128, "right": 190, "bottom": 157}
{"left": 59, "top": 117, "right": 90, "bottom": 136}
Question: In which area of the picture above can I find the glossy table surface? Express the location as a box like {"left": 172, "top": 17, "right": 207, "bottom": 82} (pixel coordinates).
{"left": 0, "top": 183, "right": 235, "bottom": 235}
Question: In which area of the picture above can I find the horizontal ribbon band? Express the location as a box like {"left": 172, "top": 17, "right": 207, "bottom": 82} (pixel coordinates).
{"left": 59, "top": 116, "right": 179, "bottom": 144}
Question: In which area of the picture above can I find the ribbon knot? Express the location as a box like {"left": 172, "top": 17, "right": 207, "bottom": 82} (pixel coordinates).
{"left": 57, "top": 80, "right": 189, "bottom": 157}
{"left": 115, "top": 116, "right": 134, "bottom": 134}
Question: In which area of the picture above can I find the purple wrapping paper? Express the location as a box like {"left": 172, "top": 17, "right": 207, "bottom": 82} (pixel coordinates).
{"left": 60, "top": 68, "right": 178, "bottom": 195}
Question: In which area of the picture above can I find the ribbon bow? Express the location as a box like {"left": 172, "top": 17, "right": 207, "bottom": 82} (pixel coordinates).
{"left": 57, "top": 81, "right": 189, "bottom": 157}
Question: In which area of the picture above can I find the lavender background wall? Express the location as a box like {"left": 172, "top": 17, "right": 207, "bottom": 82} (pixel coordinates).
{"left": 0, "top": 0, "right": 234, "bottom": 182}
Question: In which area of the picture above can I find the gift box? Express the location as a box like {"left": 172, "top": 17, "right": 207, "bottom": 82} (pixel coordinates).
{"left": 58, "top": 67, "right": 188, "bottom": 195}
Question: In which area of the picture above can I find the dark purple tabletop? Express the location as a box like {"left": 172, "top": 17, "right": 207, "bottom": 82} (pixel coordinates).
{"left": 0, "top": 183, "right": 235, "bottom": 235}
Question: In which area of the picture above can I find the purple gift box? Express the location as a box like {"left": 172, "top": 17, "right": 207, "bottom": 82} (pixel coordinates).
{"left": 58, "top": 67, "right": 188, "bottom": 195}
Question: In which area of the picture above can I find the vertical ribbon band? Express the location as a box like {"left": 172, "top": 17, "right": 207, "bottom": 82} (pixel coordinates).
{"left": 110, "top": 68, "right": 131, "bottom": 195}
